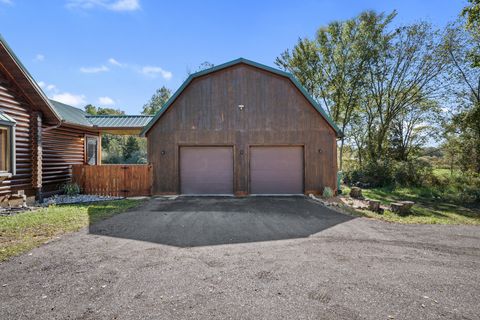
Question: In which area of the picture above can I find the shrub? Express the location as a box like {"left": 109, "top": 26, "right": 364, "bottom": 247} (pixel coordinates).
{"left": 323, "top": 187, "right": 334, "bottom": 198}
{"left": 392, "top": 159, "right": 433, "bottom": 187}
{"left": 62, "top": 182, "right": 81, "bottom": 196}
{"left": 344, "top": 161, "right": 394, "bottom": 188}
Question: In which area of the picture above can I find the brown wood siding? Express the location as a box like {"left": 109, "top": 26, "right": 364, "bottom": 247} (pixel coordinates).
{"left": 147, "top": 63, "right": 338, "bottom": 195}
{"left": 72, "top": 164, "right": 152, "bottom": 197}
{"left": 42, "top": 125, "right": 99, "bottom": 193}
{"left": 0, "top": 68, "right": 35, "bottom": 198}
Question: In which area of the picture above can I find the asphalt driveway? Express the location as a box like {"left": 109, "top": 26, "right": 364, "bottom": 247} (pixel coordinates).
{"left": 1, "top": 196, "right": 479, "bottom": 320}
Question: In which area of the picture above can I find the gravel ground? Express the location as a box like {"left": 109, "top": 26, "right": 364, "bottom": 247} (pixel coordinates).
{"left": 43, "top": 194, "right": 123, "bottom": 205}
{"left": 0, "top": 197, "right": 479, "bottom": 320}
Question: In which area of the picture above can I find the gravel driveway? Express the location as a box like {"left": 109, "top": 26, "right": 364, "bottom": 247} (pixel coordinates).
{"left": 1, "top": 197, "right": 479, "bottom": 320}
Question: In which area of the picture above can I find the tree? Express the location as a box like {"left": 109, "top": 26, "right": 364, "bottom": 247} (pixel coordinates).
{"left": 186, "top": 61, "right": 214, "bottom": 76}
{"left": 123, "top": 136, "right": 140, "bottom": 161}
{"left": 362, "top": 21, "right": 446, "bottom": 163}
{"left": 276, "top": 11, "right": 396, "bottom": 170}
{"left": 84, "top": 104, "right": 125, "bottom": 115}
{"left": 443, "top": 19, "right": 480, "bottom": 172}
{"left": 388, "top": 99, "right": 440, "bottom": 161}
{"left": 141, "top": 86, "right": 172, "bottom": 115}
{"left": 462, "top": 0, "right": 480, "bottom": 67}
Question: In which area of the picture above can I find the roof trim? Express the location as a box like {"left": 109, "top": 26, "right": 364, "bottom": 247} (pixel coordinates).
{"left": 140, "top": 58, "right": 343, "bottom": 137}
{"left": 0, "top": 34, "right": 62, "bottom": 124}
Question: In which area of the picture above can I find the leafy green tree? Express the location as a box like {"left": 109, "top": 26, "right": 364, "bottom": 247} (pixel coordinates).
{"left": 361, "top": 21, "right": 446, "bottom": 164}
{"left": 388, "top": 99, "right": 441, "bottom": 161}
{"left": 123, "top": 136, "right": 140, "bottom": 161}
{"left": 141, "top": 86, "right": 172, "bottom": 115}
{"left": 84, "top": 104, "right": 125, "bottom": 115}
{"left": 443, "top": 18, "right": 480, "bottom": 172}
{"left": 276, "top": 11, "right": 395, "bottom": 170}
{"left": 462, "top": 0, "right": 480, "bottom": 67}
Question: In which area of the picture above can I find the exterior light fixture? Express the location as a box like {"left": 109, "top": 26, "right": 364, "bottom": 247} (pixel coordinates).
{"left": 238, "top": 104, "right": 245, "bottom": 110}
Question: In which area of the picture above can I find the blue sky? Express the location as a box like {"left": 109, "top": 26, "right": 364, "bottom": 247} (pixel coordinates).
{"left": 0, "top": 0, "right": 465, "bottom": 114}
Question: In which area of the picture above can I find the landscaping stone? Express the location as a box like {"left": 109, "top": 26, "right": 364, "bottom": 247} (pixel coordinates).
{"left": 349, "top": 187, "right": 363, "bottom": 199}
{"left": 400, "top": 201, "right": 415, "bottom": 211}
{"left": 368, "top": 200, "right": 381, "bottom": 213}
{"left": 391, "top": 201, "right": 415, "bottom": 216}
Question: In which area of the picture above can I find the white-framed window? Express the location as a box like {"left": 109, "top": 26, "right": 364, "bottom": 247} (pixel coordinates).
{"left": 0, "top": 112, "right": 16, "bottom": 176}
{"left": 85, "top": 135, "right": 99, "bottom": 165}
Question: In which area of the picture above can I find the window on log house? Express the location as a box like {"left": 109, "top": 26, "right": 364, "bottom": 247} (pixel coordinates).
{"left": 0, "top": 112, "right": 16, "bottom": 176}
{"left": 86, "top": 136, "right": 99, "bottom": 165}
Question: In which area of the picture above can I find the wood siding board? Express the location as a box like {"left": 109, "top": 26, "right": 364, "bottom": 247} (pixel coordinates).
{"left": 0, "top": 68, "right": 34, "bottom": 197}
{"left": 148, "top": 64, "right": 338, "bottom": 195}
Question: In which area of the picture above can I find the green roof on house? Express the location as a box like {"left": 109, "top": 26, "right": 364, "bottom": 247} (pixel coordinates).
{"left": 50, "top": 100, "right": 93, "bottom": 127}
{"left": 49, "top": 99, "right": 152, "bottom": 131}
{"left": 86, "top": 115, "right": 153, "bottom": 128}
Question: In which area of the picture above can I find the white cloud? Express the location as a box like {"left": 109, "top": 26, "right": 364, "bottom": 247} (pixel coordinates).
{"left": 0, "top": 0, "right": 13, "bottom": 5}
{"left": 37, "top": 81, "right": 57, "bottom": 92}
{"left": 52, "top": 92, "right": 86, "bottom": 107}
{"left": 34, "top": 54, "right": 45, "bottom": 62}
{"left": 108, "top": 58, "right": 124, "bottom": 67}
{"left": 98, "top": 96, "right": 115, "bottom": 105}
{"left": 80, "top": 65, "right": 109, "bottom": 73}
{"left": 140, "top": 66, "right": 172, "bottom": 80}
{"left": 67, "top": 0, "right": 140, "bottom": 11}
{"left": 38, "top": 80, "right": 86, "bottom": 107}
{"left": 109, "top": 0, "right": 139, "bottom": 11}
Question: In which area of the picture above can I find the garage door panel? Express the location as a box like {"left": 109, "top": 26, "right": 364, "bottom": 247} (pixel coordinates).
{"left": 250, "top": 147, "right": 303, "bottom": 194}
{"left": 180, "top": 147, "right": 233, "bottom": 194}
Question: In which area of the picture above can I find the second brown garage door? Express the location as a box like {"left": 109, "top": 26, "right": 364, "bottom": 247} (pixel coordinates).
{"left": 180, "top": 147, "right": 233, "bottom": 195}
{"left": 250, "top": 146, "right": 304, "bottom": 194}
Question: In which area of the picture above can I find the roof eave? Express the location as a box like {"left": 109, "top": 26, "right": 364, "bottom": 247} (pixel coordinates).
{"left": 0, "top": 35, "right": 62, "bottom": 124}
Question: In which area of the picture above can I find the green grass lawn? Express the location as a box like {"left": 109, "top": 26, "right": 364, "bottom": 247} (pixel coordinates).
{"left": 342, "top": 185, "right": 480, "bottom": 225}
{"left": 0, "top": 199, "right": 142, "bottom": 262}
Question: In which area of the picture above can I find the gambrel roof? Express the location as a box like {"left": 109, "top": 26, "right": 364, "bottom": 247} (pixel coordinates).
{"left": 140, "top": 58, "right": 342, "bottom": 137}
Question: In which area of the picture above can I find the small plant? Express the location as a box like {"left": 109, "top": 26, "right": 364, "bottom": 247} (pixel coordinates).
{"left": 323, "top": 187, "right": 334, "bottom": 198}
{"left": 62, "top": 182, "right": 81, "bottom": 196}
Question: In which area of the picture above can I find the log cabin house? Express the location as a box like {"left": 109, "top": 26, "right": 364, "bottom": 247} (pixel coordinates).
{"left": 0, "top": 36, "right": 151, "bottom": 205}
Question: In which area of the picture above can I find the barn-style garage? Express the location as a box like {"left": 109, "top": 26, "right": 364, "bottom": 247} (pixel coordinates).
{"left": 141, "top": 58, "right": 342, "bottom": 196}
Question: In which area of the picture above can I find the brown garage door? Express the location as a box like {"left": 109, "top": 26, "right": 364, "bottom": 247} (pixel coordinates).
{"left": 250, "top": 146, "right": 304, "bottom": 194}
{"left": 180, "top": 147, "right": 233, "bottom": 194}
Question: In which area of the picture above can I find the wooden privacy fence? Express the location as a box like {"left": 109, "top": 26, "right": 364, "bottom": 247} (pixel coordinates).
{"left": 72, "top": 164, "right": 152, "bottom": 197}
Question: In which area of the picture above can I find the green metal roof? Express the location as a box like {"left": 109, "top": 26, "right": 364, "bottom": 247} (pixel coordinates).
{"left": 49, "top": 100, "right": 93, "bottom": 127}
{"left": 86, "top": 115, "right": 153, "bottom": 128}
{"left": 140, "top": 58, "right": 343, "bottom": 137}
{"left": 49, "top": 99, "right": 152, "bottom": 130}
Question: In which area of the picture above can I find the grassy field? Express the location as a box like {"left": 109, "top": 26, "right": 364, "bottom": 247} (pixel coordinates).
{"left": 342, "top": 185, "right": 480, "bottom": 225}
{"left": 0, "top": 199, "right": 142, "bottom": 262}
